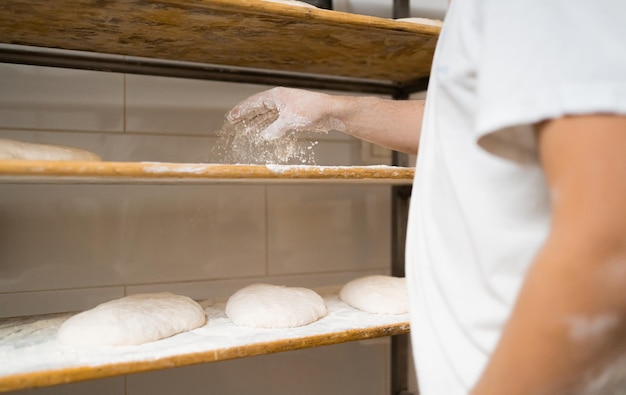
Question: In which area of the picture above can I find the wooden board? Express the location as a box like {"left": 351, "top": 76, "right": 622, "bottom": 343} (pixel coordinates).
{"left": 0, "top": 292, "right": 410, "bottom": 392}
{"left": 0, "top": 161, "right": 414, "bottom": 184}
{"left": 0, "top": 0, "right": 439, "bottom": 86}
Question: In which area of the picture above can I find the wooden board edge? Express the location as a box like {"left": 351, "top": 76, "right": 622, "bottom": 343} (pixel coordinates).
{"left": 0, "top": 322, "right": 409, "bottom": 393}
{"left": 0, "top": 161, "right": 415, "bottom": 184}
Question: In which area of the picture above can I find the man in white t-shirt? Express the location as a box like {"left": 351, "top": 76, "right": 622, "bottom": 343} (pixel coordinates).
{"left": 226, "top": 1, "right": 626, "bottom": 393}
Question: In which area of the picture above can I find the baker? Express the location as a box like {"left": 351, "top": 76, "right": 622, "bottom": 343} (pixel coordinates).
{"left": 226, "top": 1, "right": 626, "bottom": 394}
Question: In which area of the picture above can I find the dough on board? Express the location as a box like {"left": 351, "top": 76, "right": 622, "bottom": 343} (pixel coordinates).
{"left": 225, "top": 283, "right": 327, "bottom": 328}
{"left": 262, "top": 0, "right": 317, "bottom": 8}
{"left": 0, "top": 138, "right": 101, "bottom": 161}
{"left": 57, "top": 293, "right": 207, "bottom": 346}
{"left": 395, "top": 17, "right": 444, "bottom": 28}
{"left": 340, "top": 275, "right": 408, "bottom": 315}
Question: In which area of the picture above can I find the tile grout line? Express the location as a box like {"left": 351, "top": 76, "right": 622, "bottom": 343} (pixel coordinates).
{"left": 0, "top": 268, "right": 389, "bottom": 296}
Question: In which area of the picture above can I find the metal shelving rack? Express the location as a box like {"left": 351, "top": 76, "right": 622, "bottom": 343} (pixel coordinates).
{"left": 0, "top": 1, "right": 435, "bottom": 394}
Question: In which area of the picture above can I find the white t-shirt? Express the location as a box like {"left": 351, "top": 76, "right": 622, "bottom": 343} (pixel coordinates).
{"left": 405, "top": 1, "right": 626, "bottom": 394}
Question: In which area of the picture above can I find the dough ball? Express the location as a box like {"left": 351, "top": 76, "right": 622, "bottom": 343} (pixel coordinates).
{"left": 340, "top": 275, "right": 408, "bottom": 315}
{"left": 57, "top": 293, "right": 206, "bottom": 346}
{"left": 225, "top": 283, "right": 327, "bottom": 328}
{"left": 0, "top": 138, "right": 101, "bottom": 161}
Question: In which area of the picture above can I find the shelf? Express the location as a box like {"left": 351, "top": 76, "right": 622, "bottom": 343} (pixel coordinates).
{"left": 0, "top": 161, "right": 414, "bottom": 185}
{"left": 0, "top": 291, "right": 410, "bottom": 392}
{"left": 0, "top": 2, "right": 419, "bottom": 392}
{"left": 0, "top": 0, "right": 439, "bottom": 94}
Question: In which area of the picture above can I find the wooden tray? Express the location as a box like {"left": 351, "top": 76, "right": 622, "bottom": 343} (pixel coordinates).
{"left": 0, "top": 161, "right": 414, "bottom": 184}
{"left": 0, "top": 292, "right": 409, "bottom": 392}
{"left": 0, "top": 0, "right": 439, "bottom": 87}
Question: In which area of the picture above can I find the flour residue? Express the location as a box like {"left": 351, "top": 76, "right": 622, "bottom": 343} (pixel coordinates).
{"left": 0, "top": 292, "right": 408, "bottom": 378}
{"left": 142, "top": 163, "right": 213, "bottom": 174}
{"left": 581, "top": 356, "right": 626, "bottom": 395}
{"left": 566, "top": 314, "right": 620, "bottom": 343}
{"left": 213, "top": 114, "right": 318, "bottom": 165}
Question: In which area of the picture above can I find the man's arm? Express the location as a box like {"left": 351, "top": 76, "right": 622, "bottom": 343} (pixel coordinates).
{"left": 325, "top": 93, "right": 423, "bottom": 154}
{"left": 471, "top": 114, "right": 626, "bottom": 394}
{"left": 227, "top": 87, "right": 423, "bottom": 155}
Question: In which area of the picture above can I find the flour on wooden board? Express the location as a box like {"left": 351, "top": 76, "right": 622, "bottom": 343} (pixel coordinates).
{"left": 1, "top": 293, "right": 408, "bottom": 378}
{"left": 56, "top": 293, "right": 206, "bottom": 346}
{"left": 340, "top": 275, "right": 408, "bottom": 315}
{"left": 226, "top": 283, "right": 328, "bottom": 328}
{"left": 395, "top": 17, "right": 444, "bottom": 28}
{"left": 263, "top": 0, "right": 317, "bottom": 8}
{"left": 0, "top": 138, "right": 101, "bottom": 161}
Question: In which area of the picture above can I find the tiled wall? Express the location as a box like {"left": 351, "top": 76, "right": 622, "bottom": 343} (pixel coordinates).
{"left": 0, "top": 63, "right": 414, "bottom": 394}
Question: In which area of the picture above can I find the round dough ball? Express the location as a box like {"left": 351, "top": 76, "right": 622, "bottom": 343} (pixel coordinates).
{"left": 340, "top": 275, "right": 408, "bottom": 315}
{"left": 225, "top": 283, "right": 327, "bottom": 328}
{"left": 0, "top": 138, "right": 101, "bottom": 161}
{"left": 57, "top": 293, "right": 206, "bottom": 346}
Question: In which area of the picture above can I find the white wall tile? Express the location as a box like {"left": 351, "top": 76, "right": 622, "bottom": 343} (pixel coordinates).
{"left": 308, "top": 137, "right": 356, "bottom": 166}
{"left": 267, "top": 185, "right": 391, "bottom": 275}
{"left": 125, "top": 75, "right": 271, "bottom": 136}
{"left": 0, "top": 287, "right": 124, "bottom": 318}
{"left": 88, "top": 133, "right": 219, "bottom": 163}
{"left": 0, "top": 184, "right": 266, "bottom": 293}
{"left": 126, "top": 270, "right": 387, "bottom": 303}
{"left": 15, "top": 377, "right": 125, "bottom": 395}
{"left": 0, "top": 129, "right": 222, "bottom": 164}
{"left": 0, "top": 64, "right": 123, "bottom": 133}
{"left": 127, "top": 340, "right": 389, "bottom": 395}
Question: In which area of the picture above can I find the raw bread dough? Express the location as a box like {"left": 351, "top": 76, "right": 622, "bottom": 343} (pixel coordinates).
{"left": 262, "top": 0, "right": 317, "bottom": 8}
{"left": 57, "top": 293, "right": 206, "bottom": 346}
{"left": 340, "top": 275, "right": 408, "bottom": 315}
{"left": 0, "top": 138, "right": 101, "bottom": 161}
{"left": 395, "top": 17, "right": 444, "bottom": 28}
{"left": 225, "top": 283, "right": 327, "bottom": 328}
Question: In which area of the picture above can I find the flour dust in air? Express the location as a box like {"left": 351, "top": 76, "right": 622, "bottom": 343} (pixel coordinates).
{"left": 213, "top": 110, "right": 319, "bottom": 165}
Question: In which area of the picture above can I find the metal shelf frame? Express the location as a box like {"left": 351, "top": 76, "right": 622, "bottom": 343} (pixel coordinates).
{"left": 0, "top": 1, "right": 421, "bottom": 394}
{"left": 0, "top": 43, "right": 428, "bottom": 96}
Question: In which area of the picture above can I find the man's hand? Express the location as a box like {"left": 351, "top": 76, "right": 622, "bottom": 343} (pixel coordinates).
{"left": 226, "top": 87, "right": 343, "bottom": 140}
{"left": 227, "top": 87, "right": 423, "bottom": 154}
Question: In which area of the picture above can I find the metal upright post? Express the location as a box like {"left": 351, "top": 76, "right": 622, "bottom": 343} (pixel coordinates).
{"left": 389, "top": 0, "right": 414, "bottom": 392}
{"left": 393, "top": 0, "right": 410, "bottom": 19}
{"left": 390, "top": 0, "right": 417, "bottom": 390}
{"left": 390, "top": 134, "right": 415, "bottom": 395}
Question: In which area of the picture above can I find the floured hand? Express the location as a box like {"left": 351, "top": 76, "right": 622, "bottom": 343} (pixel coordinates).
{"left": 226, "top": 87, "right": 345, "bottom": 140}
